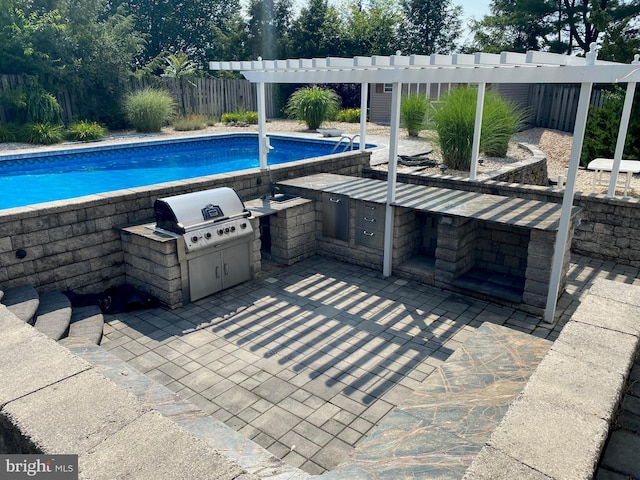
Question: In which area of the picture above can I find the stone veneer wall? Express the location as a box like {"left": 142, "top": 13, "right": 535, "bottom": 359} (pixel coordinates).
{"left": 474, "top": 223, "right": 529, "bottom": 278}
{"left": 0, "top": 151, "right": 369, "bottom": 294}
{"left": 268, "top": 201, "right": 316, "bottom": 266}
{"left": 364, "top": 145, "right": 640, "bottom": 268}
{"left": 391, "top": 207, "right": 420, "bottom": 267}
{"left": 479, "top": 143, "right": 548, "bottom": 186}
{"left": 434, "top": 217, "right": 478, "bottom": 285}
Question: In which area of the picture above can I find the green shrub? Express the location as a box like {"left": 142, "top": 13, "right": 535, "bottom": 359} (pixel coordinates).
{"left": 336, "top": 108, "right": 361, "bottom": 123}
{"left": 581, "top": 87, "right": 640, "bottom": 167}
{"left": 123, "top": 88, "right": 176, "bottom": 133}
{"left": 401, "top": 94, "right": 429, "bottom": 137}
{"left": 172, "top": 114, "right": 208, "bottom": 131}
{"left": 285, "top": 86, "right": 341, "bottom": 130}
{"left": 221, "top": 112, "right": 239, "bottom": 123}
{"left": 25, "top": 86, "right": 62, "bottom": 124}
{"left": 432, "top": 87, "right": 524, "bottom": 170}
{"left": 245, "top": 111, "right": 259, "bottom": 124}
{"left": 220, "top": 110, "right": 258, "bottom": 124}
{"left": 65, "top": 120, "right": 107, "bottom": 141}
{"left": 0, "top": 87, "right": 27, "bottom": 121}
{"left": 22, "top": 123, "right": 64, "bottom": 145}
{"left": 0, "top": 122, "right": 21, "bottom": 142}
{"left": 481, "top": 94, "right": 526, "bottom": 158}
{"left": 432, "top": 88, "right": 475, "bottom": 169}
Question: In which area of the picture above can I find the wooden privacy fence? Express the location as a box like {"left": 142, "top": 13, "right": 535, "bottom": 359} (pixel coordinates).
{"left": 0, "top": 75, "right": 276, "bottom": 124}
{"left": 0, "top": 74, "right": 610, "bottom": 132}
{"left": 127, "top": 77, "right": 277, "bottom": 118}
{"left": 528, "top": 84, "right": 605, "bottom": 132}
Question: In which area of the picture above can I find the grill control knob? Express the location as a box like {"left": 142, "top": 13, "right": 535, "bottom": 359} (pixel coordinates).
{"left": 191, "top": 236, "right": 199, "bottom": 243}
{"left": 240, "top": 222, "right": 247, "bottom": 229}
{"left": 224, "top": 227, "right": 230, "bottom": 233}
{"left": 217, "top": 229, "right": 224, "bottom": 236}
{"left": 230, "top": 226, "right": 236, "bottom": 232}
{"left": 205, "top": 232, "right": 212, "bottom": 239}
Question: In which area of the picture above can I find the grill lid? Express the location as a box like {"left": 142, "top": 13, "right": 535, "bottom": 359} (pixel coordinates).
{"left": 154, "top": 187, "right": 248, "bottom": 234}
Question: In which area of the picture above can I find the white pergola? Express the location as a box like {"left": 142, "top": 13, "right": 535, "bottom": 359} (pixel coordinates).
{"left": 210, "top": 46, "right": 640, "bottom": 323}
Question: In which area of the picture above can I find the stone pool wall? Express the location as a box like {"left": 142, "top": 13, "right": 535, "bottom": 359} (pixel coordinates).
{"left": 0, "top": 151, "right": 370, "bottom": 294}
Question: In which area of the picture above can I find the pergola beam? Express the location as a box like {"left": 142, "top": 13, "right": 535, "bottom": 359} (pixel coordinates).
{"left": 237, "top": 65, "right": 638, "bottom": 85}
{"left": 210, "top": 48, "right": 639, "bottom": 322}
{"left": 544, "top": 82, "right": 593, "bottom": 323}
{"left": 607, "top": 81, "right": 637, "bottom": 198}
{"left": 383, "top": 82, "right": 402, "bottom": 276}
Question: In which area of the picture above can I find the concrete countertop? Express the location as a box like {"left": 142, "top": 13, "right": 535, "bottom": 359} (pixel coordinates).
{"left": 245, "top": 196, "right": 313, "bottom": 217}
{"left": 121, "top": 223, "right": 180, "bottom": 242}
{"left": 278, "top": 173, "right": 579, "bottom": 231}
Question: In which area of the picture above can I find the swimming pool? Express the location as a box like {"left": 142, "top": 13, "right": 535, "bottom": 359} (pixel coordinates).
{"left": 0, "top": 134, "right": 365, "bottom": 209}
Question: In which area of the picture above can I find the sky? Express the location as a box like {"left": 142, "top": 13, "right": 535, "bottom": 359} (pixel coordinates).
{"left": 457, "top": 0, "right": 492, "bottom": 22}
{"left": 456, "top": 0, "right": 492, "bottom": 43}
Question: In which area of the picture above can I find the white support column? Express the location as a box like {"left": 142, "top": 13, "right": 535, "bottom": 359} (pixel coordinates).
{"left": 383, "top": 82, "right": 402, "bottom": 277}
{"left": 544, "top": 82, "right": 593, "bottom": 323}
{"left": 607, "top": 81, "right": 637, "bottom": 198}
{"left": 256, "top": 81, "right": 268, "bottom": 170}
{"left": 359, "top": 83, "right": 368, "bottom": 151}
{"left": 469, "top": 83, "right": 486, "bottom": 181}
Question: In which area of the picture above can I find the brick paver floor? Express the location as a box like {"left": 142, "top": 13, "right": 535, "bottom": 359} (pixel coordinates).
{"left": 99, "top": 254, "right": 640, "bottom": 474}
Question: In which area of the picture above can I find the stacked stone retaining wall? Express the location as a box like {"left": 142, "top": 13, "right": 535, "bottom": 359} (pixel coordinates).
{"left": 0, "top": 151, "right": 369, "bottom": 294}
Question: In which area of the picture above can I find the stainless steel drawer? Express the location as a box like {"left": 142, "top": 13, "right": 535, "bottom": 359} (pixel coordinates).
{"left": 355, "top": 227, "right": 384, "bottom": 249}
{"left": 322, "top": 193, "right": 350, "bottom": 241}
{"left": 355, "top": 201, "right": 385, "bottom": 249}
{"left": 356, "top": 201, "right": 384, "bottom": 220}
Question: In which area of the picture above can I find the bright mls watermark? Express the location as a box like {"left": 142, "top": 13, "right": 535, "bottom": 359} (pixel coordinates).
{"left": 1, "top": 455, "right": 78, "bottom": 479}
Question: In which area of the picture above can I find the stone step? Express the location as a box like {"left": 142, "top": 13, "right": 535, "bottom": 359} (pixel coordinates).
{"left": 33, "top": 291, "right": 72, "bottom": 341}
{"left": 1, "top": 285, "right": 40, "bottom": 324}
{"left": 67, "top": 306, "right": 104, "bottom": 344}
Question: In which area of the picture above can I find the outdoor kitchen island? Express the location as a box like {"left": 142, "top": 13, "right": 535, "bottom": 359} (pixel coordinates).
{"left": 276, "top": 173, "right": 580, "bottom": 316}
{"left": 120, "top": 193, "right": 315, "bottom": 309}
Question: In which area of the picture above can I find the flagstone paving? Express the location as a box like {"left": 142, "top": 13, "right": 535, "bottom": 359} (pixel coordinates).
{"left": 99, "top": 254, "right": 640, "bottom": 475}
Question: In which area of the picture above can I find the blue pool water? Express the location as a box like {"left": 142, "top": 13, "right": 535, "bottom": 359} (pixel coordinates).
{"left": 0, "top": 134, "right": 360, "bottom": 209}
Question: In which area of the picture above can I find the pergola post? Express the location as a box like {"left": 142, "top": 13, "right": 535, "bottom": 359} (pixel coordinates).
{"left": 544, "top": 81, "right": 593, "bottom": 323}
{"left": 607, "top": 81, "right": 637, "bottom": 198}
{"left": 359, "top": 83, "right": 368, "bottom": 151}
{"left": 383, "top": 82, "right": 402, "bottom": 277}
{"left": 469, "top": 83, "right": 486, "bottom": 181}
{"left": 256, "top": 81, "right": 268, "bottom": 170}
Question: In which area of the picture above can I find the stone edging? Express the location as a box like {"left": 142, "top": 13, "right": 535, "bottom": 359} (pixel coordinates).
{"left": 0, "top": 305, "right": 258, "bottom": 480}
{"left": 477, "top": 142, "right": 548, "bottom": 186}
{"left": 463, "top": 278, "right": 640, "bottom": 479}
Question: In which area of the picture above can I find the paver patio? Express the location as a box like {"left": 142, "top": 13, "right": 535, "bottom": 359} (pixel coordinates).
{"left": 99, "top": 254, "right": 640, "bottom": 474}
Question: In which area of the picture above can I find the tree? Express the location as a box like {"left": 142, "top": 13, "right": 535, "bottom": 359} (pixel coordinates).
{"left": 0, "top": 0, "right": 143, "bottom": 125}
{"left": 469, "top": 0, "right": 557, "bottom": 53}
{"left": 340, "top": 0, "right": 401, "bottom": 56}
{"left": 109, "top": 0, "right": 243, "bottom": 66}
{"left": 562, "top": 0, "right": 640, "bottom": 56}
{"left": 397, "top": 0, "right": 463, "bottom": 54}
{"left": 162, "top": 52, "right": 198, "bottom": 77}
{"left": 470, "top": 0, "right": 640, "bottom": 56}
{"left": 246, "top": 0, "right": 294, "bottom": 60}
{"left": 598, "top": 14, "right": 640, "bottom": 62}
{"left": 289, "top": 0, "right": 342, "bottom": 58}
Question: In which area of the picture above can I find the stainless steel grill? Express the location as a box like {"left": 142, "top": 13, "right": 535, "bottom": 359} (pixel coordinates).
{"left": 154, "top": 187, "right": 254, "bottom": 302}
